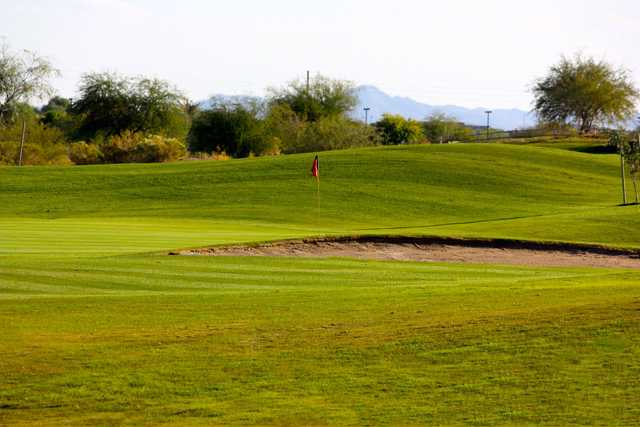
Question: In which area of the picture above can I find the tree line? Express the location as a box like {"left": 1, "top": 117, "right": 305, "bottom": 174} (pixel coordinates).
{"left": 1, "top": 40, "right": 639, "bottom": 166}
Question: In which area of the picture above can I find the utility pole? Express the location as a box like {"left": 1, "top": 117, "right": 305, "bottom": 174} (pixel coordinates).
{"left": 306, "top": 70, "right": 310, "bottom": 92}
{"left": 485, "top": 110, "right": 492, "bottom": 141}
{"left": 364, "top": 107, "right": 370, "bottom": 125}
{"left": 18, "top": 119, "right": 26, "bottom": 166}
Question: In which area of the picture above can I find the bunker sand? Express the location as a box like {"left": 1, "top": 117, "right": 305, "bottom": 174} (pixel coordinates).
{"left": 178, "top": 236, "right": 640, "bottom": 269}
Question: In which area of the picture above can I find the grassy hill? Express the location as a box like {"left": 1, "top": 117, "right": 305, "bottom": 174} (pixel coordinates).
{"left": 1, "top": 142, "right": 639, "bottom": 256}
{"left": 1, "top": 142, "right": 639, "bottom": 426}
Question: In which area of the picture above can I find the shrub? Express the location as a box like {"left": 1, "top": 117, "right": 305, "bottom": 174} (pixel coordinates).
{"left": 374, "top": 114, "right": 425, "bottom": 145}
{"left": 264, "top": 105, "right": 378, "bottom": 154}
{"left": 186, "top": 151, "right": 231, "bottom": 161}
{"left": 422, "top": 113, "right": 474, "bottom": 143}
{"left": 99, "top": 131, "right": 141, "bottom": 163}
{"left": 130, "top": 134, "right": 186, "bottom": 163}
{"left": 99, "top": 131, "right": 186, "bottom": 163}
{"left": 0, "top": 140, "right": 70, "bottom": 166}
{"left": 0, "top": 141, "right": 19, "bottom": 165}
{"left": 295, "top": 115, "right": 378, "bottom": 153}
{"left": 69, "top": 142, "right": 102, "bottom": 165}
{"left": 0, "top": 120, "right": 71, "bottom": 165}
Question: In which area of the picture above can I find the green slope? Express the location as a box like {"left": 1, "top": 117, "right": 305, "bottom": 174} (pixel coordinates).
{"left": 1, "top": 143, "right": 638, "bottom": 255}
{"left": 1, "top": 143, "right": 640, "bottom": 426}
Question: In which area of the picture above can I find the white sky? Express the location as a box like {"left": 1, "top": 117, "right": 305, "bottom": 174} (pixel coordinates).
{"left": 2, "top": 0, "right": 640, "bottom": 110}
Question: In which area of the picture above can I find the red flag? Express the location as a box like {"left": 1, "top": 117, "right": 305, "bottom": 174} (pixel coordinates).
{"left": 311, "top": 155, "right": 319, "bottom": 180}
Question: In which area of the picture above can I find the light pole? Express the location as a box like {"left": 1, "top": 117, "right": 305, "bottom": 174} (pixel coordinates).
{"left": 485, "top": 110, "right": 493, "bottom": 141}
{"left": 364, "top": 107, "right": 370, "bottom": 125}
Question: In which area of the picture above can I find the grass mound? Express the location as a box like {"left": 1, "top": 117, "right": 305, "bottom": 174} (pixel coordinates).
{"left": 1, "top": 142, "right": 638, "bottom": 254}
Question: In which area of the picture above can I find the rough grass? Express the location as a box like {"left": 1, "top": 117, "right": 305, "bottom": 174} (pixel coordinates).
{"left": 1, "top": 142, "right": 639, "bottom": 425}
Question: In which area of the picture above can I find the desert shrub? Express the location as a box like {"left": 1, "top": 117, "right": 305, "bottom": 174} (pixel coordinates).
{"left": 262, "top": 104, "right": 305, "bottom": 152}
{"left": 99, "top": 131, "right": 141, "bottom": 163}
{"left": 0, "top": 120, "right": 71, "bottom": 165}
{"left": 23, "top": 142, "right": 71, "bottom": 165}
{"left": 422, "top": 113, "right": 474, "bottom": 143}
{"left": 99, "top": 131, "right": 186, "bottom": 163}
{"left": 0, "top": 141, "right": 18, "bottom": 165}
{"left": 374, "top": 114, "right": 425, "bottom": 145}
{"left": 186, "top": 151, "right": 231, "bottom": 161}
{"left": 130, "top": 134, "right": 186, "bottom": 163}
{"left": 69, "top": 141, "right": 102, "bottom": 165}
{"left": 264, "top": 105, "right": 378, "bottom": 154}
{"left": 0, "top": 140, "right": 70, "bottom": 166}
{"left": 294, "top": 115, "right": 378, "bottom": 153}
{"left": 521, "top": 122, "right": 579, "bottom": 138}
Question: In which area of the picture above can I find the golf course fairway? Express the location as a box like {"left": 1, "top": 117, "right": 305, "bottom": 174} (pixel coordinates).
{"left": 1, "top": 142, "right": 639, "bottom": 426}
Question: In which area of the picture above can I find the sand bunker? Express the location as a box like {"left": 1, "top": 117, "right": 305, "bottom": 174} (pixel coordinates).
{"left": 177, "top": 237, "right": 640, "bottom": 269}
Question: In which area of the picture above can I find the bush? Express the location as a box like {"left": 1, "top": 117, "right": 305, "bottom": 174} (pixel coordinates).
{"left": 99, "top": 131, "right": 186, "bottom": 163}
{"left": 131, "top": 134, "right": 186, "bottom": 163}
{"left": 264, "top": 105, "right": 378, "bottom": 154}
{"left": 99, "top": 131, "right": 140, "bottom": 163}
{"left": 69, "top": 142, "right": 102, "bottom": 165}
{"left": 374, "top": 114, "right": 425, "bottom": 145}
{"left": 0, "top": 120, "right": 71, "bottom": 165}
{"left": 295, "top": 115, "right": 378, "bottom": 153}
{"left": 0, "top": 141, "right": 17, "bottom": 165}
{"left": 422, "top": 113, "right": 474, "bottom": 143}
{"left": 0, "top": 140, "right": 70, "bottom": 166}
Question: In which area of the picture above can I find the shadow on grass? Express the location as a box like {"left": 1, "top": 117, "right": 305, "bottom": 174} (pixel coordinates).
{"left": 358, "top": 214, "right": 558, "bottom": 232}
{"left": 569, "top": 145, "right": 617, "bottom": 154}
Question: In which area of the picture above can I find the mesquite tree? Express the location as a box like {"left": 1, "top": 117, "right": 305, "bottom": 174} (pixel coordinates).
{"left": 533, "top": 55, "right": 639, "bottom": 133}
{"left": 0, "top": 42, "right": 59, "bottom": 125}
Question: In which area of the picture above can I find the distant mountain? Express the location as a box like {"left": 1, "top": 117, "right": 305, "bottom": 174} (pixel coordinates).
{"left": 353, "top": 85, "right": 536, "bottom": 130}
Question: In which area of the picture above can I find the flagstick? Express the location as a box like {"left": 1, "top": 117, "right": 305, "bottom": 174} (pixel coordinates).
{"left": 315, "top": 176, "right": 320, "bottom": 226}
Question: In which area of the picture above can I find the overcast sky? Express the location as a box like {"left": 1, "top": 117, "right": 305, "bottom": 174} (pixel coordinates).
{"left": 2, "top": 0, "right": 640, "bottom": 110}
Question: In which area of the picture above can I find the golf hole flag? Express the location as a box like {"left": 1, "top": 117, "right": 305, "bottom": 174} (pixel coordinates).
{"left": 311, "top": 155, "right": 319, "bottom": 181}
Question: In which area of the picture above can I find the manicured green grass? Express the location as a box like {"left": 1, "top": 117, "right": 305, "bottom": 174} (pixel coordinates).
{"left": 1, "top": 143, "right": 639, "bottom": 425}
{"left": 1, "top": 255, "right": 639, "bottom": 426}
{"left": 1, "top": 143, "right": 639, "bottom": 252}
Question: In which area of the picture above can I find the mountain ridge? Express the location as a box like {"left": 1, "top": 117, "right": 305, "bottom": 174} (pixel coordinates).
{"left": 353, "top": 85, "right": 535, "bottom": 130}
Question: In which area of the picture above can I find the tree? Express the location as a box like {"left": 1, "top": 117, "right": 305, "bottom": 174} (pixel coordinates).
{"left": 374, "top": 114, "right": 425, "bottom": 145}
{"left": 71, "top": 72, "right": 188, "bottom": 139}
{"left": 268, "top": 74, "right": 357, "bottom": 121}
{"left": 187, "top": 101, "right": 268, "bottom": 157}
{"left": 533, "top": 55, "right": 639, "bottom": 133}
{"left": 422, "top": 113, "right": 474, "bottom": 143}
{"left": 40, "top": 96, "right": 79, "bottom": 137}
{"left": 0, "top": 42, "right": 59, "bottom": 125}
{"left": 264, "top": 103, "right": 378, "bottom": 154}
